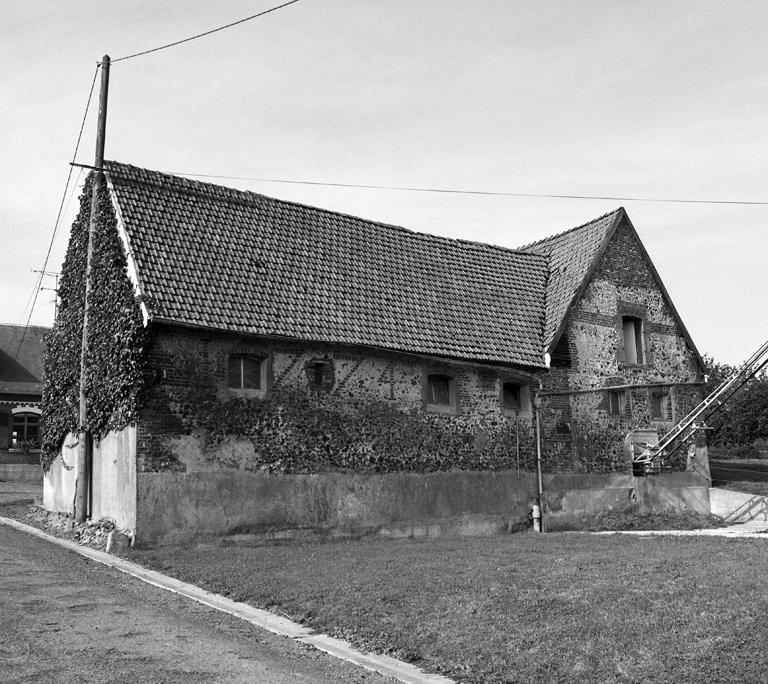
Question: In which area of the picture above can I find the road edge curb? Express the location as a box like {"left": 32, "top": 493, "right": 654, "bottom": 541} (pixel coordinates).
{"left": 0, "top": 516, "right": 453, "bottom": 684}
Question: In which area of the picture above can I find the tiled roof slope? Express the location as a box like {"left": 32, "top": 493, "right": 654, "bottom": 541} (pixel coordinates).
{"left": 105, "top": 162, "right": 549, "bottom": 367}
{"left": 520, "top": 209, "right": 624, "bottom": 351}
{"left": 0, "top": 324, "right": 49, "bottom": 395}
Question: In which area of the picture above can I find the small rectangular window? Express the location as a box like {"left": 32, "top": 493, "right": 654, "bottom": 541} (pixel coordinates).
{"left": 650, "top": 388, "right": 672, "bottom": 420}
{"left": 608, "top": 390, "right": 629, "bottom": 416}
{"left": 622, "top": 316, "right": 644, "bottom": 364}
{"left": 428, "top": 374, "right": 451, "bottom": 405}
{"left": 305, "top": 359, "right": 335, "bottom": 392}
{"left": 502, "top": 382, "right": 522, "bottom": 411}
{"left": 228, "top": 354, "right": 262, "bottom": 389}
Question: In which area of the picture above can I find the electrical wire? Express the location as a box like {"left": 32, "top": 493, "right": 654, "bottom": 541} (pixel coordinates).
{"left": 112, "top": 0, "right": 302, "bottom": 63}
{"left": 14, "top": 66, "right": 100, "bottom": 361}
{"left": 165, "top": 171, "right": 768, "bottom": 206}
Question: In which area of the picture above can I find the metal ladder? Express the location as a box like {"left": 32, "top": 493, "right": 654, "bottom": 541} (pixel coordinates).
{"left": 633, "top": 338, "right": 768, "bottom": 473}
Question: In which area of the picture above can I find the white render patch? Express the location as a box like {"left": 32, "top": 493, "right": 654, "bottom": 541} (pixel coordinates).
{"left": 105, "top": 174, "right": 151, "bottom": 327}
{"left": 0, "top": 517, "right": 455, "bottom": 684}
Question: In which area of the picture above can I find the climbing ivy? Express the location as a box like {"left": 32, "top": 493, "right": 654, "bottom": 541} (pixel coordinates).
{"left": 41, "top": 174, "right": 147, "bottom": 472}
{"left": 146, "top": 377, "right": 537, "bottom": 475}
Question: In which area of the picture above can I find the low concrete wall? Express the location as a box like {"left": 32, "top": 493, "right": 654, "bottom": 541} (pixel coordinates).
{"left": 0, "top": 464, "right": 41, "bottom": 482}
{"left": 136, "top": 470, "right": 540, "bottom": 547}
{"left": 709, "top": 487, "right": 768, "bottom": 522}
{"left": 43, "top": 438, "right": 78, "bottom": 514}
{"left": 44, "top": 427, "right": 137, "bottom": 534}
{"left": 543, "top": 471, "right": 711, "bottom": 531}
{"left": 91, "top": 426, "right": 137, "bottom": 534}
{"left": 134, "top": 468, "right": 713, "bottom": 547}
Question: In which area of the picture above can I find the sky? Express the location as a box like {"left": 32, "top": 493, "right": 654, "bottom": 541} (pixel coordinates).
{"left": 1, "top": 0, "right": 766, "bottom": 365}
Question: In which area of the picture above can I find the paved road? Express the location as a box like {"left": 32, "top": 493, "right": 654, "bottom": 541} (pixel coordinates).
{"left": 0, "top": 525, "right": 391, "bottom": 683}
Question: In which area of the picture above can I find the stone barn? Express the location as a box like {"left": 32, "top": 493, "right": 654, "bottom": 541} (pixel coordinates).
{"left": 42, "top": 162, "right": 709, "bottom": 545}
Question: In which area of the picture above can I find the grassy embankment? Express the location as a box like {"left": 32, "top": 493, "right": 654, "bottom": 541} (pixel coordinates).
{"left": 131, "top": 532, "right": 768, "bottom": 683}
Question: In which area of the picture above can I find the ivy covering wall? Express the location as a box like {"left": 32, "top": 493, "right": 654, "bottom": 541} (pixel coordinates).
{"left": 130, "top": 329, "right": 540, "bottom": 475}
{"left": 41, "top": 174, "right": 147, "bottom": 472}
{"left": 147, "top": 384, "right": 537, "bottom": 475}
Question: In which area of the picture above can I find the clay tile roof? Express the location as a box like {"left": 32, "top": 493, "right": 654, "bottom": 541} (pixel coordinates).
{"left": 0, "top": 324, "right": 49, "bottom": 395}
{"left": 104, "top": 162, "right": 549, "bottom": 368}
{"left": 519, "top": 209, "right": 624, "bottom": 351}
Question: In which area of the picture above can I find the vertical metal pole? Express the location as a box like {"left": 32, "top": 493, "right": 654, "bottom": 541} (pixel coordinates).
{"left": 534, "top": 390, "right": 545, "bottom": 533}
{"left": 515, "top": 413, "right": 520, "bottom": 480}
{"left": 75, "top": 55, "right": 110, "bottom": 523}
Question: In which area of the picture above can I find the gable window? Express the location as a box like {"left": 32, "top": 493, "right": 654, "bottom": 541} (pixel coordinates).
{"left": 424, "top": 372, "right": 458, "bottom": 414}
{"left": 11, "top": 412, "right": 40, "bottom": 448}
{"left": 305, "top": 358, "right": 334, "bottom": 393}
{"left": 608, "top": 390, "right": 629, "bottom": 416}
{"left": 649, "top": 388, "right": 673, "bottom": 421}
{"left": 228, "top": 354, "right": 262, "bottom": 389}
{"left": 500, "top": 381, "right": 531, "bottom": 416}
{"left": 622, "top": 316, "right": 644, "bottom": 364}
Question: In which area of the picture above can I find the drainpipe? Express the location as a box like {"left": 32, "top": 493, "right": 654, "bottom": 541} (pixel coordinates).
{"left": 515, "top": 411, "right": 520, "bottom": 480}
{"left": 534, "top": 379, "right": 545, "bottom": 532}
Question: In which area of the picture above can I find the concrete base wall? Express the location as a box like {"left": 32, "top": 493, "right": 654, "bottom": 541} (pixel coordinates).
{"left": 44, "top": 427, "right": 137, "bottom": 534}
{"left": 543, "top": 471, "right": 711, "bottom": 531}
{"left": 709, "top": 487, "right": 768, "bottom": 522}
{"left": 91, "top": 427, "right": 137, "bottom": 534}
{"left": 0, "top": 464, "right": 41, "bottom": 482}
{"left": 135, "top": 470, "right": 540, "bottom": 547}
{"left": 134, "top": 468, "right": 712, "bottom": 547}
{"left": 43, "top": 438, "right": 79, "bottom": 514}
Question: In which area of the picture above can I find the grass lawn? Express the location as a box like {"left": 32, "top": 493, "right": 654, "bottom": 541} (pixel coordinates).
{"left": 130, "top": 532, "right": 768, "bottom": 683}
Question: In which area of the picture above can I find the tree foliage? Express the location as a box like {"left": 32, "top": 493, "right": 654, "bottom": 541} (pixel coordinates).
{"left": 703, "top": 354, "right": 768, "bottom": 453}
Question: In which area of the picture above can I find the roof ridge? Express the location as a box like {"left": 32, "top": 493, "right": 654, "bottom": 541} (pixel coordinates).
{"left": 104, "top": 160, "right": 543, "bottom": 261}
{"left": 517, "top": 207, "right": 625, "bottom": 251}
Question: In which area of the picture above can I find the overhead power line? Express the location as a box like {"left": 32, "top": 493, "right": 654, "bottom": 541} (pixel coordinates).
{"left": 166, "top": 171, "right": 768, "bottom": 207}
{"left": 14, "top": 66, "right": 100, "bottom": 360}
{"left": 112, "top": 0, "right": 302, "bottom": 63}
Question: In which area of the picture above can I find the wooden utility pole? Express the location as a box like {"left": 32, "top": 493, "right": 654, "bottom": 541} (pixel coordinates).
{"left": 75, "top": 55, "right": 110, "bottom": 523}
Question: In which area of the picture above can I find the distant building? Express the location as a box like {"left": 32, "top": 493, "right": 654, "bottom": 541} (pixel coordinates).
{"left": 0, "top": 324, "right": 48, "bottom": 480}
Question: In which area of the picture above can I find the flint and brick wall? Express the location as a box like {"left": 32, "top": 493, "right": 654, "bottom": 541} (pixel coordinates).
{"left": 136, "top": 219, "right": 704, "bottom": 479}
{"left": 136, "top": 324, "right": 536, "bottom": 473}
{"left": 539, "top": 219, "right": 704, "bottom": 472}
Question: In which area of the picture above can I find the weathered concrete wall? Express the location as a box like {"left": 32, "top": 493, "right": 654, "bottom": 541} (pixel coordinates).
{"left": 543, "top": 471, "right": 710, "bottom": 531}
{"left": 709, "top": 487, "right": 768, "bottom": 522}
{"left": 43, "top": 437, "right": 78, "bottom": 514}
{"left": 133, "top": 468, "right": 711, "bottom": 546}
{"left": 540, "top": 218, "right": 704, "bottom": 472}
{"left": 0, "top": 463, "right": 41, "bottom": 482}
{"left": 44, "top": 427, "right": 137, "bottom": 534}
{"left": 135, "top": 470, "right": 540, "bottom": 546}
{"left": 91, "top": 426, "right": 137, "bottom": 534}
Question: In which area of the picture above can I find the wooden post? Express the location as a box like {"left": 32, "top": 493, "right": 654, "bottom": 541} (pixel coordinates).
{"left": 75, "top": 55, "right": 110, "bottom": 523}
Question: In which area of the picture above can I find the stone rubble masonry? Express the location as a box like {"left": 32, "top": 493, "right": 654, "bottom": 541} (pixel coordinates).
{"left": 538, "top": 218, "right": 704, "bottom": 472}
{"left": 136, "top": 325, "right": 536, "bottom": 473}
{"left": 135, "top": 217, "right": 704, "bottom": 478}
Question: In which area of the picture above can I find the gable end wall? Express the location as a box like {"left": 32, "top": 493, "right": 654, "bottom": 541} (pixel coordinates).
{"left": 539, "top": 219, "right": 704, "bottom": 473}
